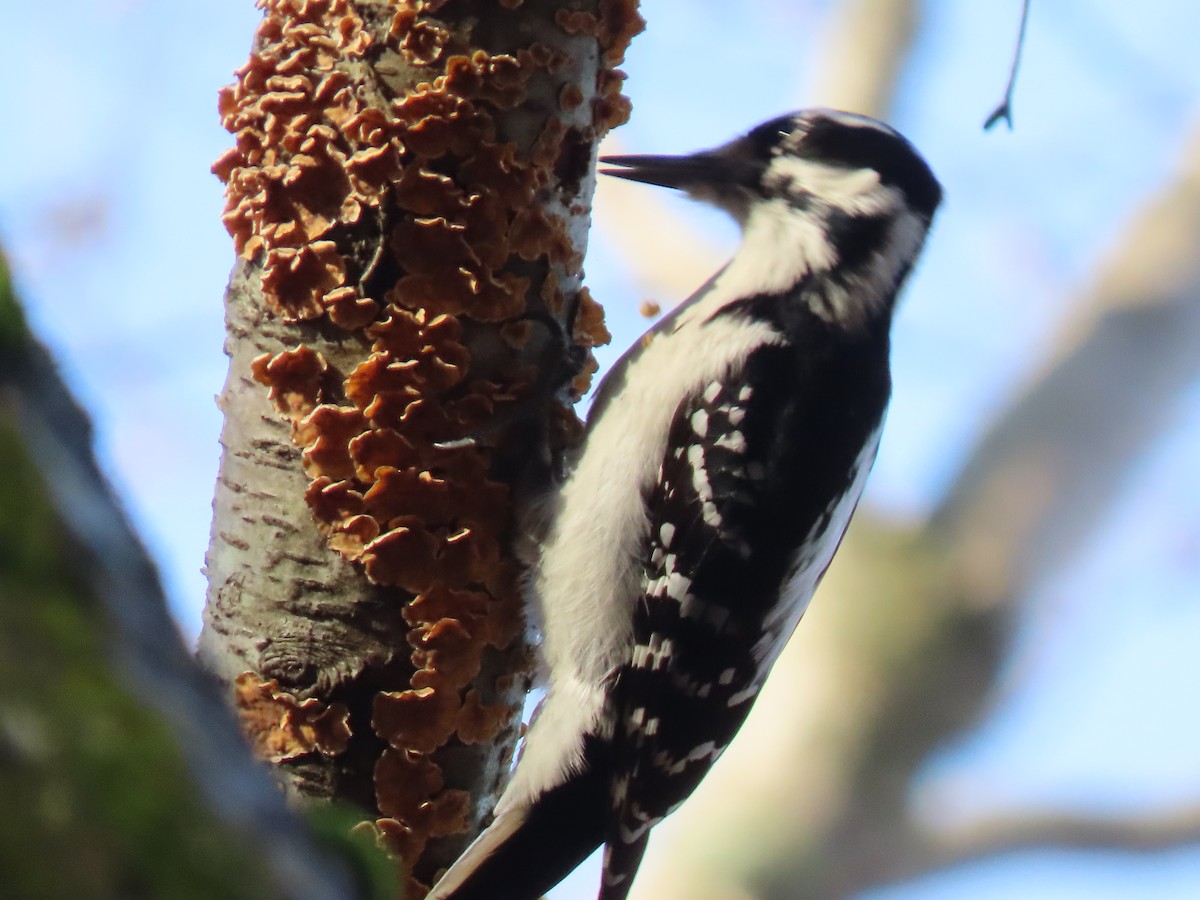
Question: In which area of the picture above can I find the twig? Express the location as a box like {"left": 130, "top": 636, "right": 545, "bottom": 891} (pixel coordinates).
{"left": 984, "top": 0, "right": 1032, "bottom": 131}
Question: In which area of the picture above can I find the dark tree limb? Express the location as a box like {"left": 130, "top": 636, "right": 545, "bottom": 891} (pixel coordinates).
{"left": 0, "top": 255, "right": 355, "bottom": 900}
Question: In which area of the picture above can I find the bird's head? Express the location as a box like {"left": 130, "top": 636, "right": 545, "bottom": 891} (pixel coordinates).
{"left": 600, "top": 108, "right": 941, "bottom": 227}
{"left": 601, "top": 110, "right": 941, "bottom": 320}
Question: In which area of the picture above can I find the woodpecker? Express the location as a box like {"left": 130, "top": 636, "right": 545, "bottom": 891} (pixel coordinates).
{"left": 428, "top": 109, "right": 941, "bottom": 900}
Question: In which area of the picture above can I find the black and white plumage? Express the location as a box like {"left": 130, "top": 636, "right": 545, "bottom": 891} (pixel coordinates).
{"left": 428, "top": 109, "right": 941, "bottom": 900}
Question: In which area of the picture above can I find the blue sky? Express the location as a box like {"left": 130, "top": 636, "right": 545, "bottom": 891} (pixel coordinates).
{"left": 2, "top": 1, "right": 1198, "bottom": 897}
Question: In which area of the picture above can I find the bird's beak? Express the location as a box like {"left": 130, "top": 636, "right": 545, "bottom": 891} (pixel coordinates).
{"left": 599, "top": 148, "right": 760, "bottom": 192}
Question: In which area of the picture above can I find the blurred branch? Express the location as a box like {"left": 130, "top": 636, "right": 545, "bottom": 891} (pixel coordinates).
{"left": 931, "top": 807, "right": 1200, "bottom": 866}
{"left": 808, "top": 0, "right": 921, "bottom": 119}
{"left": 838, "top": 805, "right": 1200, "bottom": 893}
{"left": 931, "top": 123, "right": 1200, "bottom": 608}
{"left": 0, "top": 255, "right": 355, "bottom": 899}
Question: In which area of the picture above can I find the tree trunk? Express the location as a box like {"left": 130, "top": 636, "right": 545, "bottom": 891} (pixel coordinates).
{"left": 199, "top": 0, "right": 641, "bottom": 893}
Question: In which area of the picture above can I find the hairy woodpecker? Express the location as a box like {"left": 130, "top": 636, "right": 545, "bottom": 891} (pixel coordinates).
{"left": 428, "top": 109, "right": 941, "bottom": 900}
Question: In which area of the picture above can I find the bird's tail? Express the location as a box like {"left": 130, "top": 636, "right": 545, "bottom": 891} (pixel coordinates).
{"left": 597, "top": 832, "right": 649, "bottom": 900}
{"left": 425, "top": 759, "right": 608, "bottom": 900}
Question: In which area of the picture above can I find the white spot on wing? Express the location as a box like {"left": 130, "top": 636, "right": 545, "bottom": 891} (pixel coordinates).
{"left": 687, "top": 445, "right": 713, "bottom": 500}
{"left": 665, "top": 571, "right": 690, "bottom": 601}
{"left": 715, "top": 431, "right": 747, "bottom": 452}
{"left": 653, "top": 740, "right": 720, "bottom": 775}
{"left": 611, "top": 774, "right": 630, "bottom": 807}
{"left": 727, "top": 684, "right": 759, "bottom": 707}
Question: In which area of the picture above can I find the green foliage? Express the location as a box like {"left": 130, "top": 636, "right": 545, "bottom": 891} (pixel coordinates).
{"left": 0, "top": 340, "right": 275, "bottom": 899}
{"left": 306, "top": 804, "right": 402, "bottom": 900}
{"left": 0, "top": 252, "right": 30, "bottom": 371}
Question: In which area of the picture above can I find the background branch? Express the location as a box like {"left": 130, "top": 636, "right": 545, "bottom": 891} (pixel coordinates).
{"left": 932, "top": 807, "right": 1200, "bottom": 866}
{"left": 0, "top": 255, "right": 354, "bottom": 899}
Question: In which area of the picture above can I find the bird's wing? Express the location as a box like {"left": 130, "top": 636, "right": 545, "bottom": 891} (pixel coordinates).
{"left": 598, "top": 346, "right": 797, "bottom": 899}
{"left": 597, "top": 332, "right": 889, "bottom": 899}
